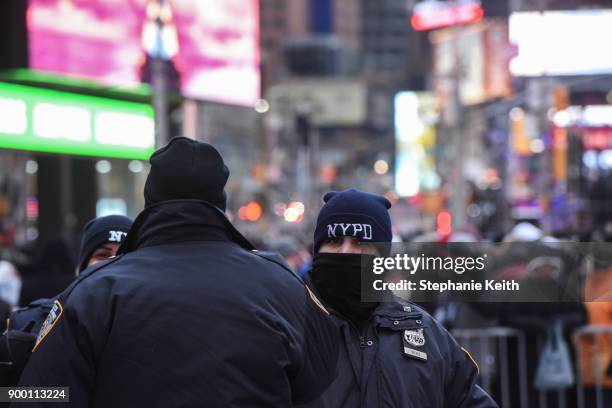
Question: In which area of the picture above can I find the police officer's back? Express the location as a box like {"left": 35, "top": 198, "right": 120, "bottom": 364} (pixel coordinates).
{"left": 17, "top": 138, "right": 338, "bottom": 407}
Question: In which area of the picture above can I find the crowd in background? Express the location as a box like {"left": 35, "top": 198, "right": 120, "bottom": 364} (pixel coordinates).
{"left": 1, "top": 213, "right": 611, "bottom": 406}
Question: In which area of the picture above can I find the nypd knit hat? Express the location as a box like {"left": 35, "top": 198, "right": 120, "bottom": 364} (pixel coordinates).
{"left": 78, "top": 215, "right": 132, "bottom": 271}
{"left": 313, "top": 189, "right": 392, "bottom": 253}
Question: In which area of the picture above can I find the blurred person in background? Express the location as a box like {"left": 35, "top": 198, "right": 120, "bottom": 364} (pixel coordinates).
{"left": 267, "top": 236, "right": 312, "bottom": 276}
{"left": 432, "top": 228, "right": 494, "bottom": 331}
{"left": 18, "top": 238, "right": 75, "bottom": 306}
{"left": 488, "top": 220, "right": 586, "bottom": 406}
{"left": 17, "top": 137, "right": 339, "bottom": 407}
{"left": 0, "top": 260, "right": 21, "bottom": 331}
{"left": 579, "top": 241, "right": 612, "bottom": 406}
{"left": 300, "top": 188, "right": 497, "bottom": 408}
{"left": 0, "top": 260, "right": 21, "bottom": 312}
{"left": 0, "top": 215, "right": 132, "bottom": 387}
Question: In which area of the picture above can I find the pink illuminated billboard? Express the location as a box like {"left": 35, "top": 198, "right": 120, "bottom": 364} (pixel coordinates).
{"left": 27, "top": 0, "right": 260, "bottom": 106}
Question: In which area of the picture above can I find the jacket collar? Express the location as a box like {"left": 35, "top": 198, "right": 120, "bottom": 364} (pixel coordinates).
{"left": 372, "top": 298, "right": 421, "bottom": 317}
{"left": 119, "top": 199, "right": 254, "bottom": 254}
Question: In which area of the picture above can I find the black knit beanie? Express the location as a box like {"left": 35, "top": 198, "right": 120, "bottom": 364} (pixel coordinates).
{"left": 78, "top": 215, "right": 133, "bottom": 271}
{"left": 144, "top": 137, "right": 229, "bottom": 211}
{"left": 313, "top": 189, "right": 392, "bottom": 254}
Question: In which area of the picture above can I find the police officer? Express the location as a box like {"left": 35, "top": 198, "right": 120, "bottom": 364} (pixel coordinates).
{"left": 301, "top": 189, "right": 498, "bottom": 407}
{"left": 75, "top": 215, "right": 132, "bottom": 273}
{"left": 17, "top": 137, "right": 339, "bottom": 407}
{"left": 0, "top": 215, "right": 132, "bottom": 386}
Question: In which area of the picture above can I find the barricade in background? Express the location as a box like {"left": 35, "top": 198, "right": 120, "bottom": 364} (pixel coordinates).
{"left": 573, "top": 325, "right": 612, "bottom": 408}
{"left": 453, "top": 327, "right": 529, "bottom": 408}
{"left": 453, "top": 327, "right": 586, "bottom": 408}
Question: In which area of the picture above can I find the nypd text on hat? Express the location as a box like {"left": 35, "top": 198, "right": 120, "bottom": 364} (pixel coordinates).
{"left": 109, "top": 230, "right": 128, "bottom": 243}
{"left": 326, "top": 223, "right": 373, "bottom": 240}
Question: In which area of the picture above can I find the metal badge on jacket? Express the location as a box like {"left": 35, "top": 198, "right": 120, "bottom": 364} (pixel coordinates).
{"left": 403, "top": 329, "right": 427, "bottom": 361}
{"left": 404, "top": 329, "right": 425, "bottom": 347}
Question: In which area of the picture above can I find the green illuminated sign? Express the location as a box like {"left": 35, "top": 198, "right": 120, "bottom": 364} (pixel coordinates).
{"left": 0, "top": 82, "right": 155, "bottom": 159}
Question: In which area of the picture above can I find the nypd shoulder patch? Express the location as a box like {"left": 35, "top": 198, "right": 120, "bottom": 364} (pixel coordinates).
{"left": 32, "top": 300, "right": 64, "bottom": 352}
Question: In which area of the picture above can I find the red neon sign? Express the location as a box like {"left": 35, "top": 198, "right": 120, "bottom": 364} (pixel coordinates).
{"left": 411, "top": 1, "right": 483, "bottom": 31}
{"left": 582, "top": 127, "right": 612, "bottom": 150}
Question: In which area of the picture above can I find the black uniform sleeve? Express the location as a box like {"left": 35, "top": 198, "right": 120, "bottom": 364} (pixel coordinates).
{"left": 289, "top": 287, "right": 340, "bottom": 405}
{"left": 14, "top": 280, "right": 110, "bottom": 407}
{"left": 445, "top": 339, "right": 499, "bottom": 408}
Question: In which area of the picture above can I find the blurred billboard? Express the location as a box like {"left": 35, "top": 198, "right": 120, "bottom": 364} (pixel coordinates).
{"left": 0, "top": 82, "right": 155, "bottom": 159}
{"left": 431, "top": 21, "right": 513, "bottom": 109}
{"left": 27, "top": 0, "right": 260, "bottom": 106}
{"left": 394, "top": 91, "right": 440, "bottom": 198}
{"left": 267, "top": 80, "right": 368, "bottom": 127}
{"left": 411, "top": 0, "right": 483, "bottom": 31}
{"left": 509, "top": 10, "right": 612, "bottom": 76}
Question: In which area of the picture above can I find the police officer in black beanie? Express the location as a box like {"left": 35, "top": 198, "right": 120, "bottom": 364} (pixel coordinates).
{"left": 0, "top": 215, "right": 132, "bottom": 387}
{"left": 300, "top": 189, "right": 498, "bottom": 408}
{"left": 76, "top": 215, "right": 132, "bottom": 273}
{"left": 17, "top": 137, "right": 339, "bottom": 407}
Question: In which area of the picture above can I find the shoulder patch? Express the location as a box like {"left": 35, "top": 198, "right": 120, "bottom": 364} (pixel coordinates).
{"left": 305, "top": 285, "right": 330, "bottom": 316}
{"left": 32, "top": 300, "right": 64, "bottom": 352}
{"left": 462, "top": 346, "right": 479, "bottom": 374}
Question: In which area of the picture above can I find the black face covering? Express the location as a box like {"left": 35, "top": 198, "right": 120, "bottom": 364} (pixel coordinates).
{"left": 310, "top": 253, "right": 379, "bottom": 326}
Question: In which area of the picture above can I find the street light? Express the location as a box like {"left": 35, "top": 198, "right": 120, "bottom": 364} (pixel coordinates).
{"left": 141, "top": 0, "right": 179, "bottom": 148}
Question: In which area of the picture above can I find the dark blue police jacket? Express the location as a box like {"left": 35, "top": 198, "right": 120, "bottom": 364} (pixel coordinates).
{"left": 299, "top": 279, "right": 499, "bottom": 408}
{"left": 16, "top": 200, "right": 339, "bottom": 407}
